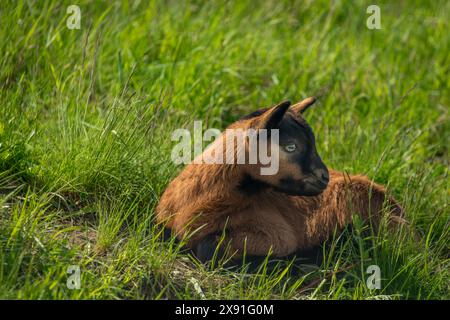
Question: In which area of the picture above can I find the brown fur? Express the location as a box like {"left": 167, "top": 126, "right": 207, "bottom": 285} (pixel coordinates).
{"left": 156, "top": 101, "right": 406, "bottom": 259}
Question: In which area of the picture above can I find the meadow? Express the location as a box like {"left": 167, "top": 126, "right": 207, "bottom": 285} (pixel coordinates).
{"left": 0, "top": 0, "right": 448, "bottom": 299}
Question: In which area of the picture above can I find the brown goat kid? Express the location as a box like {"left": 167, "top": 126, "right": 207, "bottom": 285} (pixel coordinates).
{"left": 156, "top": 98, "right": 406, "bottom": 265}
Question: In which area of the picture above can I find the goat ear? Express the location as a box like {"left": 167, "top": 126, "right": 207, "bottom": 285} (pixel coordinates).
{"left": 257, "top": 100, "right": 291, "bottom": 129}
{"left": 290, "top": 97, "right": 316, "bottom": 114}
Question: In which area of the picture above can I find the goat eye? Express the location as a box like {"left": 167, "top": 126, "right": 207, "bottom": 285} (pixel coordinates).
{"left": 284, "top": 144, "right": 297, "bottom": 152}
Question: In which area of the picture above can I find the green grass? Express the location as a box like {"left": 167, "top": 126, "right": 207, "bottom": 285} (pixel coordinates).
{"left": 0, "top": 0, "right": 448, "bottom": 299}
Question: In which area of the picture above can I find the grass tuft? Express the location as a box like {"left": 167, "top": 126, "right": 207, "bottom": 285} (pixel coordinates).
{"left": 0, "top": 0, "right": 448, "bottom": 299}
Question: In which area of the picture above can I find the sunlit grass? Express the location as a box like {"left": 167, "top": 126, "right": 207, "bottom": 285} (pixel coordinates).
{"left": 0, "top": 0, "right": 448, "bottom": 299}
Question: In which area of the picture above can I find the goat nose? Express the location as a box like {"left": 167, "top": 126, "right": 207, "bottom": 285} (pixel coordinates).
{"left": 321, "top": 171, "right": 329, "bottom": 183}
{"left": 316, "top": 170, "right": 329, "bottom": 184}
{"left": 313, "top": 169, "right": 329, "bottom": 185}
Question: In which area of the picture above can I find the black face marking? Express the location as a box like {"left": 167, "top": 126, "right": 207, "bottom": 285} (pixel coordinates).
{"left": 276, "top": 176, "right": 307, "bottom": 195}
{"left": 277, "top": 176, "right": 326, "bottom": 196}
{"left": 239, "top": 107, "right": 329, "bottom": 197}
{"left": 274, "top": 112, "right": 329, "bottom": 196}
{"left": 238, "top": 174, "right": 270, "bottom": 195}
{"left": 278, "top": 113, "right": 321, "bottom": 175}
